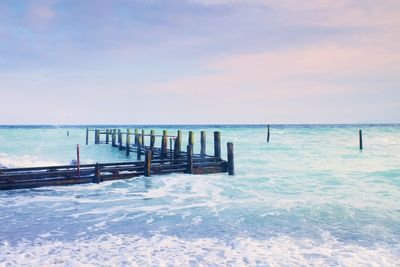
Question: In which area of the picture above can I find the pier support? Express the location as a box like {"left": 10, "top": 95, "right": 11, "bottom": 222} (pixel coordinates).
{"left": 267, "top": 125, "right": 270, "bottom": 143}
{"left": 86, "top": 128, "right": 89, "bottom": 145}
{"left": 359, "top": 129, "right": 363, "bottom": 150}
{"left": 187, "top": 145, "right": 193, "bottom": 174}
{"left": 137, "top": 134, "right": 142, "bottom": 160}
{"left": 94, "top": 163, "right": 101, "bottom": 183}
{"left": 150, "top": 130, "right": 155, "bottom": 154}
{"left": 188, "top": 131, "right": 194, "bottom": 147}
{"left": 227, "top": 142, "right": 234, "bottom": 175}
{"left": 112, "top": 129, "right": 116, "bottom": 147}
{"left": 214, "top": 131, "right": 221, "bottom": 158}
{"left": 126, "top": 129, "right": 131, "bottom": 156}
{"left": 161, "top": 130, "right": 168, "bottom": 158}
{"left": 106, "top": 129, "right": 110, "bottom": 144}
{"left": 144, "top": 150, "right": 152, "bottom": 177}
{"left": 142, "top": 130, "right": 145, "bottom": 147}
{"left": 134, "top": 129, "right": 139, "bottom": 145}
{"left": 200, "top": 131, "right": 206, "bottom": 158}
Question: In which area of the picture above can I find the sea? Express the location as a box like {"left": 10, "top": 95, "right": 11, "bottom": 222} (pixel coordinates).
{"left": 0, "top": 124, "right": 399, "bottom": 266}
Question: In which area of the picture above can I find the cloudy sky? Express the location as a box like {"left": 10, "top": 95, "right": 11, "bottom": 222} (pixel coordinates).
{"left": 0, "top": 0, "right": 399, "bottom": 124}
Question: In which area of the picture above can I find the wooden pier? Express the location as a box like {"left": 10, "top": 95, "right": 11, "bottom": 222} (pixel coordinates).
{"left": 0, "top": 129, "right": 234, "bottom": 190}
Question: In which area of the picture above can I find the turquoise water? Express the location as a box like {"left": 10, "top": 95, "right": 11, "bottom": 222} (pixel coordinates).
{"left": 0, "top": 125, "right": 399, "bottom": 266}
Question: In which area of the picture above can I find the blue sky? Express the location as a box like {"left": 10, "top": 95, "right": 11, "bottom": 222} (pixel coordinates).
{"left": 0, "top": 0, "right": 399, "bottom": 124}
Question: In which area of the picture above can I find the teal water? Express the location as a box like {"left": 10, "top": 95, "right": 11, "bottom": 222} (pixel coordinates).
{"left": 0, "top": 125, "right": 399, "bottom": 266}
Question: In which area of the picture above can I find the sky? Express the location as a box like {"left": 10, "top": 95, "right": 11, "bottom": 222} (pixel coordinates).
{"left": 0, "top": 0, "right": 399, "bottom": 124}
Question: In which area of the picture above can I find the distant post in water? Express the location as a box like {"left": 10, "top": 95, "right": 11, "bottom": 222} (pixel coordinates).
{"left": 118, "top": 130, "right": 123, "bottom": 150}
{"left": 67, "top": 130, "right": 69, "bottom": 137}
{"left": 267, "top": 125, "right": 270, "bottom": 143}
{"left": 95, "top": 130, "right": 100, "bottom": 144}
{"left": 112, "top": 129, "right": 116, "bottom": 147}
{"left": 227, "top": 142, "right": 234, "bottom": 175}
{"left": 214, "top": 131, "right": 221, "bottom": 158}
{"left": 188, "top": 131, "right": 194, "bottom": 147}
{"left": 134, "top": 129, "right": 139, "bottom": 145}
{"left": 126, "top": 129, "right": 131, "bottom": 156}
{"left": 141, "top": 130, "right": 145, "bottom": 147}
{"left": 106, "top": 129, "right": 110, "bottom": 144}
{"left": 76, "top": 144, "right": 80, "bottom": 178}
{"left": 187, "top": 145, "right": 193, "bottom": 174}
{"left": 144, "top": 150, "right": 152, "bottom": 177}
{"left": 161, "top": 130, "right": 168, "bottom": 158}
{"left": 85, "top": 128, "right": 89, "bottom": 145}
{"left": 94, "top": 163, "right": 101, "bottom": 184}
{"left": 150, "top": 130, "right": 155, "bottom": 152}
{"left": 200, "top": 131, "right": 206, "bottom": 158}
{"left": 359, "top": 129, "right": 363, "bottom": 150}
{"left": 137, "top": 133, "right": 142, "bottom": 160}
{"left": 169, "top": 138, "right": 173, "bottom": 163}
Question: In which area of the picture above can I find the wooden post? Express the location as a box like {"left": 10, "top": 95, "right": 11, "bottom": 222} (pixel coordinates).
{"left": 118, "top": 130, "right": 123, "bottom": 150}
{"left": 76, "top": 144, "right": 80, "bottom": 178}
{"left": 169, "top": 138, "right": 173, "bottom": 164}
{"left": 144, "top": 150, "right": 152, "bottom": 177}
{"left": 95, "top": 130, "right": 100, "bottom": 144}
{"left": 359, "top": 129, "right": 363, "bottom": 150}
{"left": 150, "top": 130, "right": 155, "bottom": 152}
{"left": 126, "top": 129, "right": 131, "bottom": 156}
{"left": 94, "top": 163, "right": 101, "bottom": 184}
{"left": 177, "top": 130, "right": 182, "bottom": 153}
{"left": 134, "top": 129, "right": 139, "bottom": 145}
{"left": 106, "top": 129, "right": 110, "bottom": 144}
{"left": 137, "top": 134, "right": 142, "bottom": 160}
{"left": 267, "top": 125, "right": 270, "bottom": 143}
{"left": 187, "top": 145, "right": 193, "bottom": 174}
{"left": 188, "top": 131, "right": 194, "bottom": 147}
{"left": 86, "top": 128, "right": 89, "bottom": 145}
{"left": 200, "top": 131, "right": 206, "bottom": 158}
{"left": 214, "top": 131, "right": 221, "bottom": 158}
{"left": 161, "top": 130, "right": 168, "bottom": 159}
{"left": 227, "top": 142, "right": 234, "bottom": 175}
{"left": 112, "top": 129, "right": 116, "bottom": 147}
{"left": 142, "top": 130, "right": 145, "bottom": 147}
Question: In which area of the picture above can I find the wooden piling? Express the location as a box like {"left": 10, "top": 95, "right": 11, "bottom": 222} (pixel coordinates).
{"left": 141, "top": 130, "right": 145, "bottom": 146}
{"left": 134, "top": 129, "right": 139, "bottom": 145}
{"left": 267, "top": 125, "right": 270, "bottom": 143}
{"left": 112, "top": 129, "right": 116, "bottom": 147}
{"left": 150, "top": 130, "right": 155, "bottom": 152}
{"left": 214, "top": 131, "right": 221, "bottom": 158}
{"left": 188, "top": 131, "right": 194, "bottom": 147}
{"left": 94, "top": 163, "right": 101, "bottom": 183}
{"left": 126, "top": 129, "right": 131, "bottom": 156}
{"left": 137, "top": 134, "right": 142, "bottom": 160}
{"left": 227, "top": 142, "right": 234, "bottom": 175}
{"left": 95, "top": 130, "right": 100, "bottom": 144}
{"left": 86, "top": 128, "right": 89, "bottom": 145}
{"left": 144, "top": 150, "right": 152, "bottom": 177}
{"left": 118, "top": 130, "right": 123, "bottom": 150}
{"left": 359, "top": 129, "right": 363, "bottom": 150}
{"left": 177, "top": 130, "right": 182, "bottom": 153}
{"left": 161, "top": 130, "right": 168, "bottom": 158}
{"left": 106, "top": 129, "right": 110, "bottom": 144}
{"left": 187, "top": 145, "right": 193, "bottom": 174}
{"left": 76, "top": 144, "right": 80, "bottom": 178}
{"left": 200, "top": 131, "right": 206, "bottom": 158}
{"left": 170, "top": 138, "right": 173, "bottom": 164}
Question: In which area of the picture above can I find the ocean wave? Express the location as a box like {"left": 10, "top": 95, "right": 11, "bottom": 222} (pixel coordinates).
{"left": 0, "top": 233, "right": 398, "bottom": 266}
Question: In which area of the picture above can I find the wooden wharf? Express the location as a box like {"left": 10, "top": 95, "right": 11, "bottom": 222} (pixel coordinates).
{"left": 0, "top": 129, "right": 234, "bottom": 190}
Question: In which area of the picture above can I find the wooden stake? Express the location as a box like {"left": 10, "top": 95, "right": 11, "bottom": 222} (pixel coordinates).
{"left": 267, "top": 125, "right": 270, "bottom": 143}
{"left": 86, "top": 128, "right": 89, "bottom": 145}
{"left": 106, "top": 129, "right": 110, "bottom": 144}
{"left": 150, "top": 130, "right": 155, "bottom": 154}
{"left": 200, "top": 131, "right": 206, "bottom": 158}
{"left": 126, "top": 129, "right": 131, "bottom": 156}
{"left": 188, "top": 131, "right": 194, "bottom": 148}
{"left": 112, "top": 129, "right": 116, "bottom": 147}
{"left": 169, "top": 138, "right": 173, "bottom": 164}
{"left": 134, "top": 129, "right": 139, "bottom": 145}
{"left": 177, "top": 130, "right": 182, "bottom": 154}
{"left": 187, "top": 145, "right": 193, "bottom": 174}
{"left": 144, "top": 150, "right": 152, "bottom": 177}
{"left": 137, "top": 134, "right": 142, "bottom": 160}
{"left": 142, "top": 130, "right": 145, "bottom": 147}
{"left": 118, "top": 130, "right": 123, "bottom": 150}
{"left": 227, "top": 142, "right": 234, "bottom": 175}
{"left": 359, "top": 129, "right": 363, "bottom": 150}
{"left": 76, "top": 144, "right": 80, "bottom": 178}
{"left": 161, "top": 130, "right": 168, "bottom": 159}
{"left": 94, "top": 163, "right": 101, "bottom": 184}
{"left": 214, "top": 131, "right": 221, "bottom": 158}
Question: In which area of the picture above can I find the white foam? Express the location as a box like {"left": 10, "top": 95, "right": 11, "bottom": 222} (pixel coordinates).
{"left": 0, "top": 153, "right": 61, "bottom": 168}
{"left": 0, "top": 233, "right": 398, "bottom": 266}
